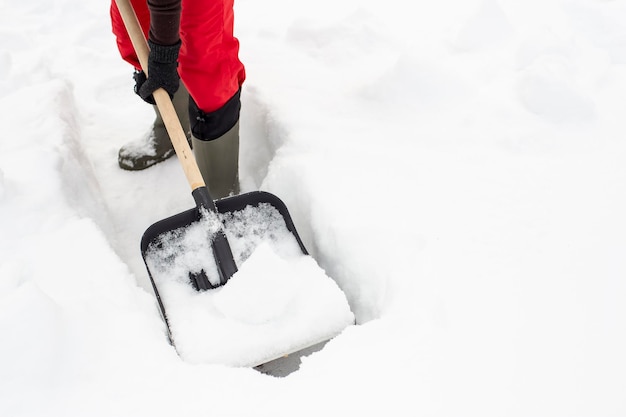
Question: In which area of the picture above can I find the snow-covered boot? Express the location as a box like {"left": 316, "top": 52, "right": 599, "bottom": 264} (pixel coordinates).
{"left": 118, "top": 81, "right": 191, "bottom": 170}
{"left": 191, "top": 121, "right": 240, "bottom": 199}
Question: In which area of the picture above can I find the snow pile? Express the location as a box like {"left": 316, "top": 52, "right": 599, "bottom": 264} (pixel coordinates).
{"left": 2, "top": 0, "right": 626, "bottom": 416}
{"left": 144, "top": 203, "right": 354, "bottom": 366}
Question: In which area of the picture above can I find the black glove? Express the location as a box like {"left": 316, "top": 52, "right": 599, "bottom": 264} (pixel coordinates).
{"left": 135, "top": 40, "right": 181, "bottom": 105}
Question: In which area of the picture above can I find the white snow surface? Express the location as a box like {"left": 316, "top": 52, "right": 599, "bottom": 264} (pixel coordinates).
{"left": 2, "top": 0, "right": 626, "bottom": 416}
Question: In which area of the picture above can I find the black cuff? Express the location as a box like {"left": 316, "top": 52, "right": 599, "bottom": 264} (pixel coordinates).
{"left": 148, "top": 39, "right": 181, "bottom": 63}
{"left": 189, "top": 89, "right": 241, "bottom": 141}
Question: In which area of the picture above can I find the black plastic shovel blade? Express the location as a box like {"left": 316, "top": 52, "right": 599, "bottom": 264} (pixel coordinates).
{"left": 139, "top": 191, "right": 308, "bottom": 340}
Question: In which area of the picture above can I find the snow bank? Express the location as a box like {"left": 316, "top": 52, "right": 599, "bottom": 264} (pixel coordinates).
{"left": 2, "top": 0, "right": 626, "bottom": 416}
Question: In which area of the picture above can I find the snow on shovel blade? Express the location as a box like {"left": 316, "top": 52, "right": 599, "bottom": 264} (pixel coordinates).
{"left": 140, "top": 191, "right": 354, "bottom": 367}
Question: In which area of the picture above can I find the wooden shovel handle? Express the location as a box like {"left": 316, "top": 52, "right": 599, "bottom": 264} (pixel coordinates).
{"left": 114, "top": 0, "right": 205, "bottom": 191}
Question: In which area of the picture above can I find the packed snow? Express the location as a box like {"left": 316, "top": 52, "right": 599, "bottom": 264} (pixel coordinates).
{"left": 144, "top": 204, "right": 354, "bottom": 366}
{"left": 2, "top": 0, "right": 626, "bottom": 416}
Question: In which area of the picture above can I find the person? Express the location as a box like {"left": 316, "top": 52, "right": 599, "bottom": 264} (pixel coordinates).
{"left": 109, "top": 0, "right": 246, "bottom": 199}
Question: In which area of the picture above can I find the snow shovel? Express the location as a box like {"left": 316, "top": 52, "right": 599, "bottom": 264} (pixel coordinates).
{"left": 116, "top": 0, "right": 353, "bottom": 367}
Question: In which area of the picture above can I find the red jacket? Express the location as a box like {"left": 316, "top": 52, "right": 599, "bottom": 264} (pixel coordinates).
{"left": 110, "top": 0, "right": 245, "bottom": 113}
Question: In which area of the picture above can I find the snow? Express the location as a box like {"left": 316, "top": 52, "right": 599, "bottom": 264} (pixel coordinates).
{"left": 1, "top": 0, "right": 626, "bottom": 415}
{"left": 144, "top": 205, "right": 354, "bottom": 366}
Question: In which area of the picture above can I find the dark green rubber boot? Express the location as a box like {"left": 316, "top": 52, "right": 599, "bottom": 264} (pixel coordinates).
{"left": 118, "top": 82, "right": 191, "bottom": 170}
{"left": 191, "top": 121, "right": 240, "bottom": 199}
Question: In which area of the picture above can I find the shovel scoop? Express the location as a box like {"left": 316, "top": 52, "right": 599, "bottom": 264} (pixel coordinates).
{"left": 115, "top": 0, "right": 354, "bottom": 367}
{"left": 141, "top": 192, "right": 354, "bottom": 367}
